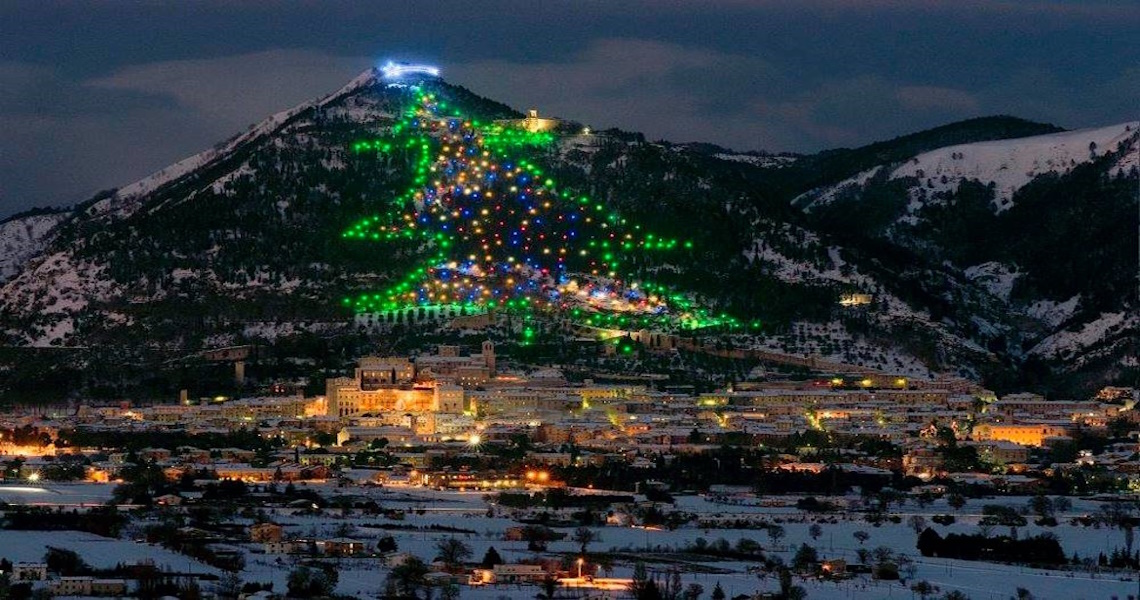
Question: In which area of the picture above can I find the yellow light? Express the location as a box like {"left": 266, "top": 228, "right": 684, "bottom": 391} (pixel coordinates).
{"left": 27, "top": 472, "right": 40, "bottom": 482}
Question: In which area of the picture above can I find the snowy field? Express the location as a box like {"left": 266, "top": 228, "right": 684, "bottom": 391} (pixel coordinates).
{"left": 244, "top": 485, "right": 1140, "bottom": 599}
{"left": 0, "top": 530, "right": 219, "bottom": 575}
{"left": 3, "top": 483, "right": 1138, "bottom": 599}
{"left": 0, "top": 482, "right": 118, "bottom": 506}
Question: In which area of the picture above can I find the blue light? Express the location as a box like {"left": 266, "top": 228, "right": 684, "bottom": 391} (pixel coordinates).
{"left": 380, "top": 61, "right": 441, "bottom": 80}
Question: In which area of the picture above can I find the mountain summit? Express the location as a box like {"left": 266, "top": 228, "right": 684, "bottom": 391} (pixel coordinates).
{"left": 0, "top": 66, "right": 1135, "bottom": 400}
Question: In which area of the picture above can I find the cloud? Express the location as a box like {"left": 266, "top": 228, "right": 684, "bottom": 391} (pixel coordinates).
{"left": 449, "top": 39, "right": 802, "bottom": 149}
{"left": 711, "top": 0, "right": 1140, "bottom": 19}
{"left": 0, "top": 61, "right": 175, "bottom": 118}
{"left": 0, "top": 60, "right": 189, "bottom": 215}
{"left": 897, "top": 86, "right": 980, "bottom": 113}
{"left": 1, "top": 29, "right": 1137, "bottom": 218}
{"left": 88, "top": 49, "right": 374, "bottom": 133}
{"left": 0, "top": 49, "right": 372, "bottom": 216}
{"left": 449, "top": 40, "right": 991, "bottom": 151}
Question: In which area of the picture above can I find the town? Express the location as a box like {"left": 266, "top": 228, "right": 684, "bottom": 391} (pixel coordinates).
{"left": 1, "top": 4, "right": 1136, "bottom": 599}
{"left": 0, "top": 341, "right": 1138, "bottom": 600}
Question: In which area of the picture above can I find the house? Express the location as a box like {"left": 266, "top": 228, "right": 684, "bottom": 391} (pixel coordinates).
{"left": 138, "top": 447, "right": 173, "bottom": 462}
{"left": 155, "top": 493, "right": 183, "bottom": 506}
{"left": 385, "top": 552, "right": 418, "bottom": 567}
{"left": 250, "top": 522, "right": 284, "bottom": 543}
{"left": 820, "top": 559, "right": 847, "bottom": 577}
{"left": 970, "top": 440, "right": 1031, "bottom": 464}
{"left": 973, "top": 423, "right": 1071, "bottom": 447}
{"left": 11, "top": 563, "right": 47, "bottom": 581}
{"left": 92, "top": 579, "right": 129, "bottom": 596}
{"left": 50, "top": 577, "right": 94, "bottom": 596}
{"left": 469, "top": 563, "right": 548, "bottom": 585}
{"left": 317, "top": 538, "right": 366, "bottom": 556}
{"left": 264, "top": 540, "right": 306, "bottom": 555}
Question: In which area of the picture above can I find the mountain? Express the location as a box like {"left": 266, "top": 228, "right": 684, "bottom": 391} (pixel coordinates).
{"left": 793, "top": 122, "right": 1139, "bottom": 393}
{"left": 0, "top": 207, "right": 72, "bottom": 283}
{"left": 0, "top": 67, "right": 1135, "bottom": 401}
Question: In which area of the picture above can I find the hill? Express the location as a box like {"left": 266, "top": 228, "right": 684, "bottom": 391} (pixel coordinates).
{"left": 0, "top": 67, "right": 1134, "bottom": 401}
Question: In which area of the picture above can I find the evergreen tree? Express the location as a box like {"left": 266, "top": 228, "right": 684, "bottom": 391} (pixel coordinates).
{"left": 480, "top": 546, "right": 503, "bottom": 568}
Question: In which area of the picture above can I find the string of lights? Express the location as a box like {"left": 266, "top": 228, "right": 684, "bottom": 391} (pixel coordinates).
{"left": 342, "top": 86, "right": 744, "bottom": 332}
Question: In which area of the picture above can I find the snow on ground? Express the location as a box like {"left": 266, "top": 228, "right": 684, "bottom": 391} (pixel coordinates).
{"left": 794, "top": 167, "right": 883, "bottom": 211}
{"left": 0, "top": 250, "right": 121, "bottom": 346}
{"left": 739, "top": 322, "right": 934, "bottom": 378}
{"left": 0, "top": 211, "right": 69, "bottom": 282}
{"left": 796, "top": 122, "right": 1139, "bottom": 214}
{"left": 963, "top": 262, "right": 1020, "bottom": 302}
{"left": 891, "top": 122, "right": 1138, "bottom": 211}
{"left": 713, "top": 153, "right": 798, "bottom": 168}
{"left": 0, "top": 530, "right": 219, "bottom": 575}
{"left": 4, "top": 483, "right": 1136, "bottom": 599}
{"left": 210, "top": 163, "right": 256, "bottom": 194}
{"left": 220, "top": 484, "right": 1140, "bottom": 599}
{"left": 1030, "top": 310, "right": 1139, "bottom": 359}
{"left": 1025, "top": 296, "right": 1082, "bottom": 330}
{"left": 240, "top": 320, "right": 347, "bottom": 341}
{"left": 0, "top": 482, "right": 119, "bottom": 505}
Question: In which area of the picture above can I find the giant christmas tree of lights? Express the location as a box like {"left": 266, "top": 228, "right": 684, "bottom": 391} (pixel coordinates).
{"left": 342, "top": 80, "right": 740, "bottom": 332}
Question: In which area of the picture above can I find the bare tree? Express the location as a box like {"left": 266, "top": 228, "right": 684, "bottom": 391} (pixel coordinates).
{"left": 1099, "top": 502, "right": 1138, "bottom": 555}
{"left": 766, "top": 525, "right": 786, "bottom": 548}
{"left": 910, "top": 580, "right": 936, "bottom": 599}
{"left": 434, "top": 537, "right": 472, "bottom": 573}
{"left": 573, "top": 526, "right": 598, "bottom": 554}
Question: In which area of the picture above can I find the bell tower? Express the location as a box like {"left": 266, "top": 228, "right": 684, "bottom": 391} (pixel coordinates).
{"left": 482, "top": 340, "right": 495, "bottom": 376}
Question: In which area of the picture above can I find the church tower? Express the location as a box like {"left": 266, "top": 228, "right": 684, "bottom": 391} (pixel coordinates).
{"left": 482, "top": 340, "right": 495, "bottom": 376}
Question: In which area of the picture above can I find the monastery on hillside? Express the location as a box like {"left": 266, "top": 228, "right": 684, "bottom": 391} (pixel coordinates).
{"left": 325, "top": 342, "right": 495, "bottom": 419}
{"left": 495, "top": 109, "right": 561, "bottom": 133}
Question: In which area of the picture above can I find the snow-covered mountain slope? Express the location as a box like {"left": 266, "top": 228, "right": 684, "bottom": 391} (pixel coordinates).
{"left": 740, "top": 219, "right": 994, "bottom": 378}
{"left": 962, "top": 262, "right": 1020, "bottom": 302}
{"left": 713, "top": 152, "right": 798, "bottom": 169}
{"left": 0, "top": 66, "right": 1131, "bottom": 395}
{"left": 788, "top": 118, "right": 1138, "bottom": 393}
{"left": 0, "top": 211, "right": 70, "bottom": 283}
{"left": 1030, "top": 310, "right": 1138, "bottom": 362}
{"left": 0, "top": 251, "right": 119, "bottom": 346}
{"left": 0, "top": 67, "right": 523, "bottom": 349}
{"left": 797, "top": 122, "right": 1139, "bottom": 213}
{"left": 0, "top": 70, "right": 381, "bottom": 346}
{"left": 87, "top": 69, "right": 380, "bottom": 221}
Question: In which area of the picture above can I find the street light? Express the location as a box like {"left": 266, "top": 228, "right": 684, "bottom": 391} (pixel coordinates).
{"left": 577, "top": 557, "right": 584, "bottom": 579}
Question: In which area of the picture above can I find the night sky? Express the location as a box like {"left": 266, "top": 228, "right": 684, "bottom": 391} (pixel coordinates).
{"left": 2, "top": 0, "right": 1137, "bottom": 218}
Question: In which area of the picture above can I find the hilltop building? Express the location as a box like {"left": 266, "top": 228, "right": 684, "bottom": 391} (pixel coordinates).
{"left": 839, "top": 293, "right": 873, "bottom": 307}
{"left": 325, "top": 343, "right": 495, "bottom": 418}
{"left": 495, "top": 109, "right": 561, "bottom": 133}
